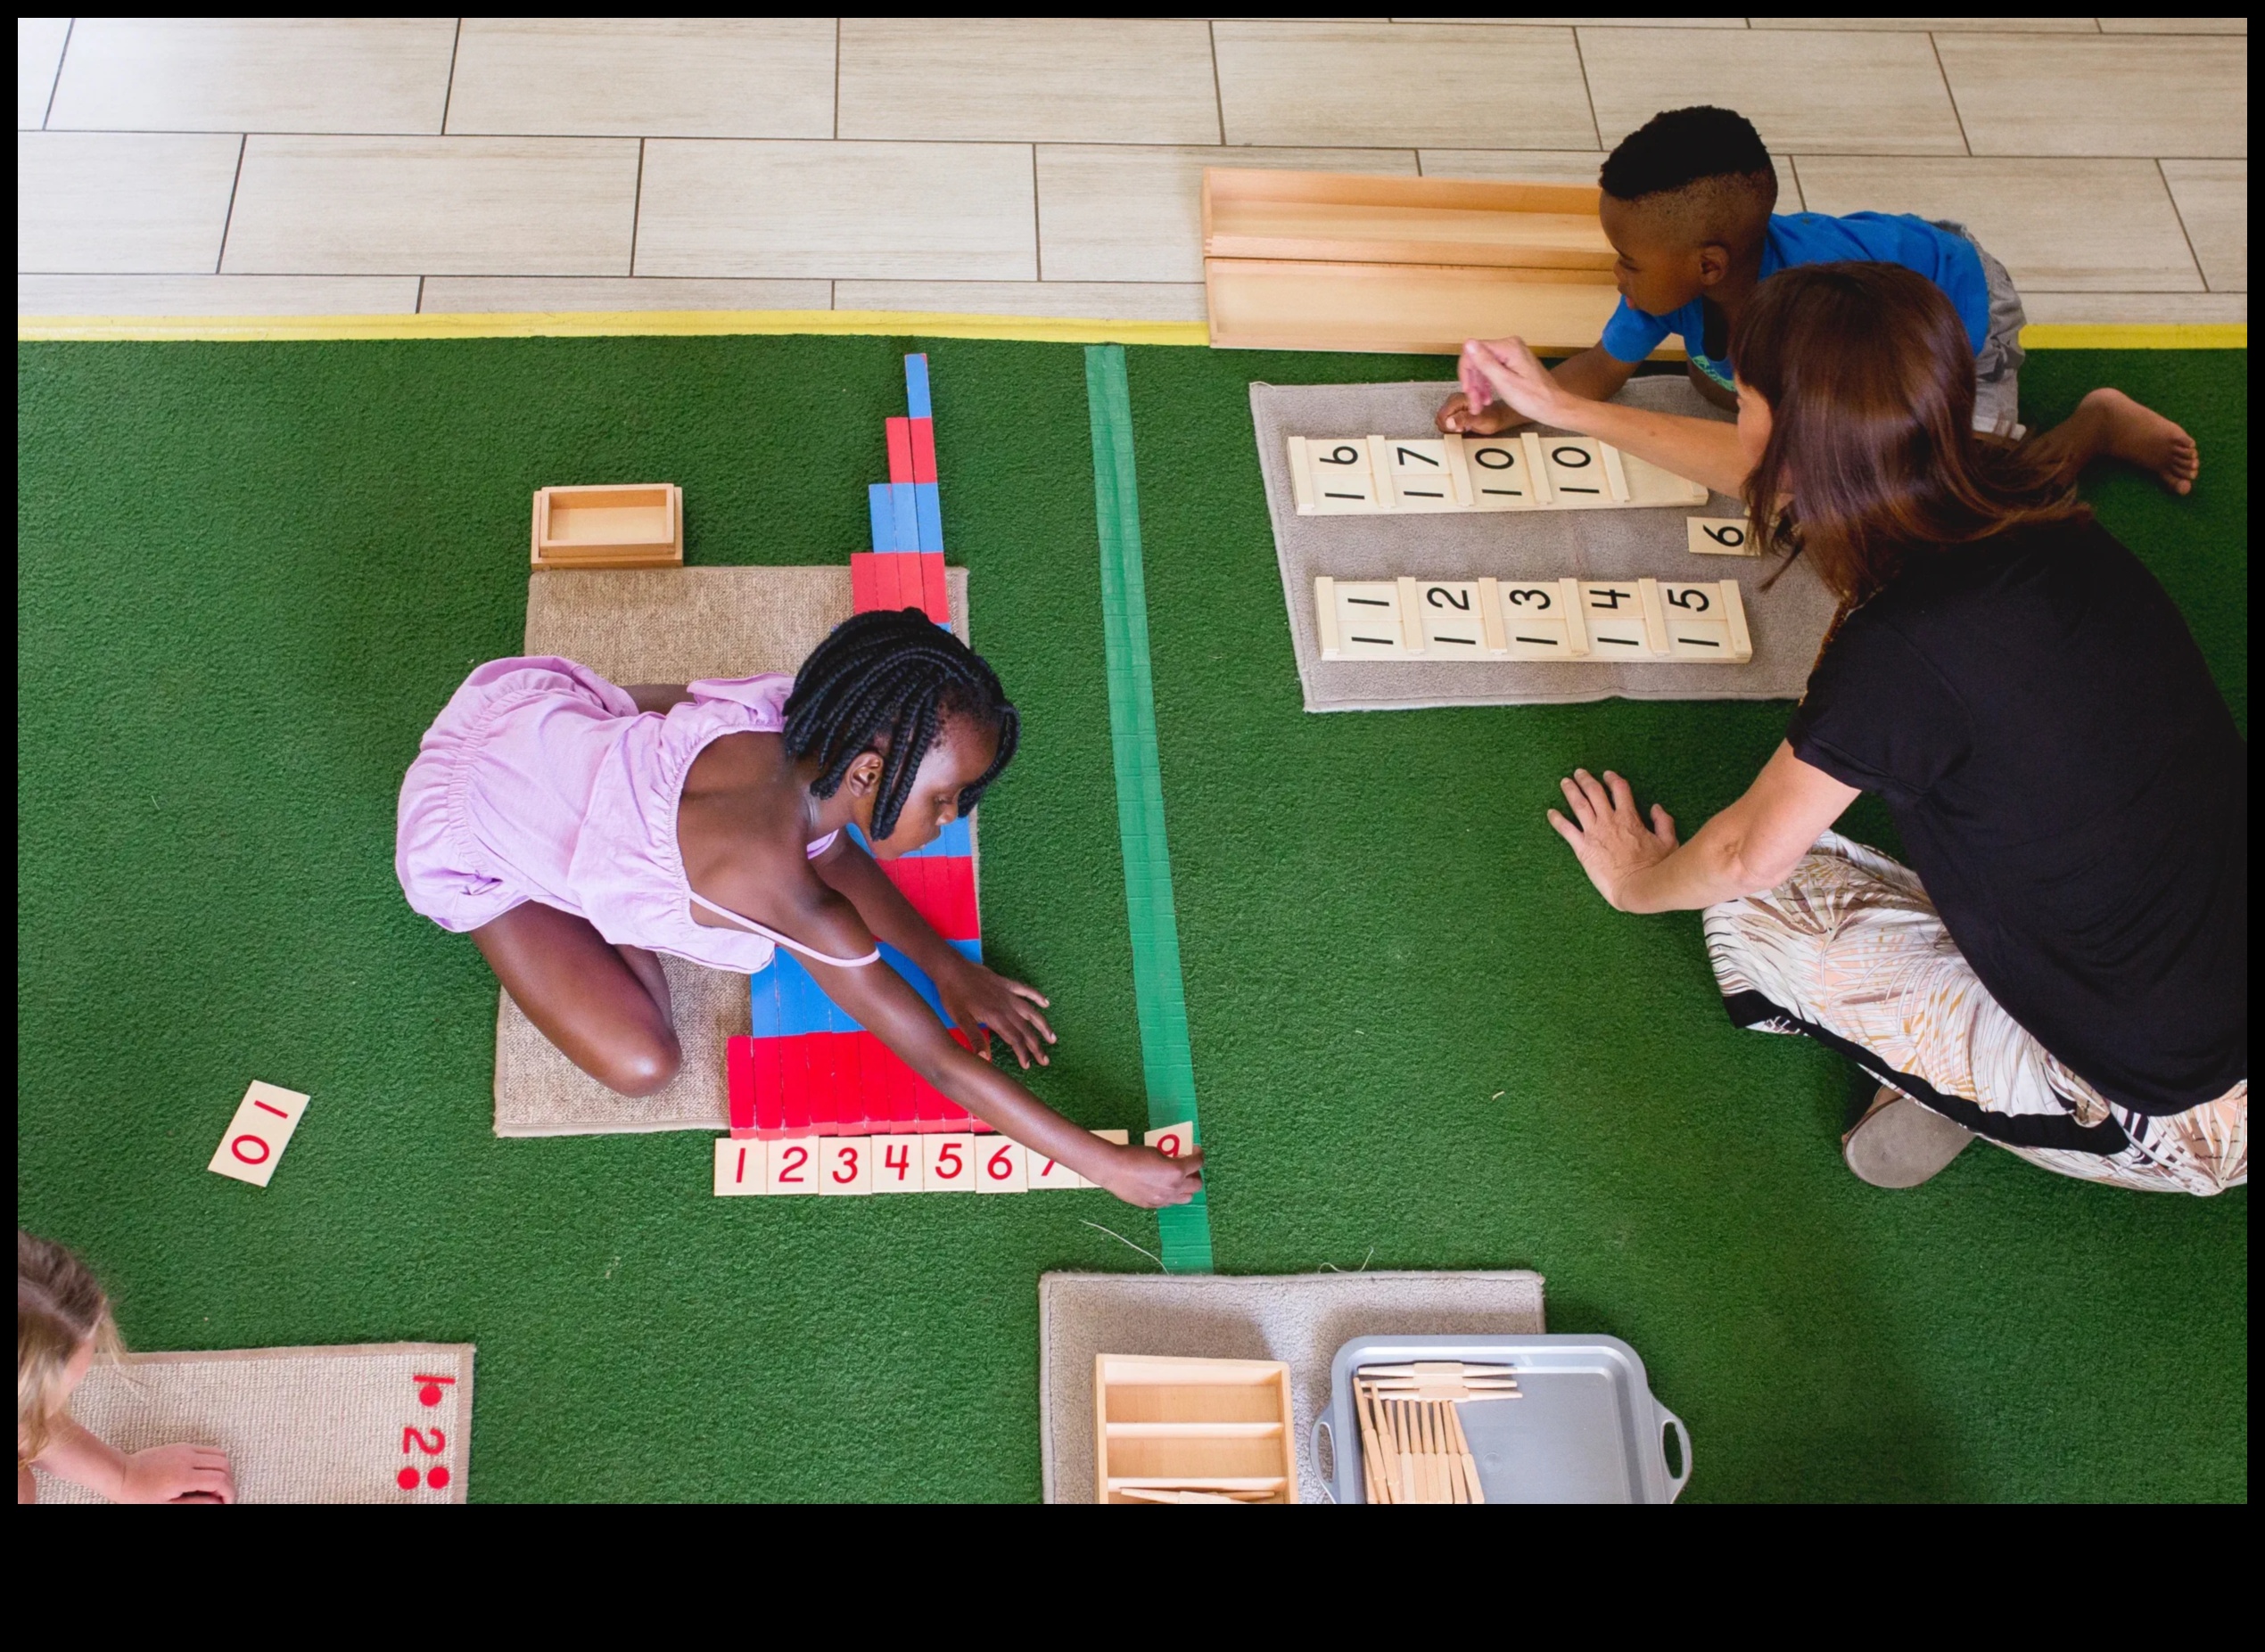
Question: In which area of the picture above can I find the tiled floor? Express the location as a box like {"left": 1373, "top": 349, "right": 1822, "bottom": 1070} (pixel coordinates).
{"left": 16, "top": 17, "right": 2247, "bottom": 324}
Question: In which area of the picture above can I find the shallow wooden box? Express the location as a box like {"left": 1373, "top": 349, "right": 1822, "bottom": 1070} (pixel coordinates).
{"left": 531, "top": 482, "right": 683, "bottom": 570}
{"left": 1093, "top": 1354, "right": 1298, "bottom": 1504}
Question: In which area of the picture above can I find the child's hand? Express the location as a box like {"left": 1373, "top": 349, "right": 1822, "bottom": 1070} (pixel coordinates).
{"left": 1435, "top": 389, "right": 1524, "bottom": 436}
{"left": 1460, "top": 336, "right": 1573, "bottom": 431}
{"left": 1094, "top": 1144, "right": 1205, "bottom": 1210}
{"left": 939, "top": 958, "right": 1057, "bottom": 1070}
{"left": 118, "top": 1442, "right": 235, "bottom": 1504}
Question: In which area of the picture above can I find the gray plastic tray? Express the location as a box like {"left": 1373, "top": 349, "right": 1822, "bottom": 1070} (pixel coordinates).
{"left": 1315, "top": 1334, "right": 1692, "bottom": 1504}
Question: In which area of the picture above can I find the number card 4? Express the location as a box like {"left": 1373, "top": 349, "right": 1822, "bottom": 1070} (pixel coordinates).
{"left": 207, "top": 1081, "right": 309, "bottom": 1188}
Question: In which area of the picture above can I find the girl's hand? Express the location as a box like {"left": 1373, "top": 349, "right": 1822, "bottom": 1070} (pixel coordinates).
{"left": 118, "top": 1443, "right": 235, "bottom": 1504}
{"left": 939, "top": 958, "right": 1057, "bottom": 1070}
{"left": 1548, "top": 768, "right": 1678, "bottom": 911}
{"left": 1093, "top": 1144, "right": 1205, "bottom": 1210}
{"left": 1436, "top": 387, "right": 1522, "bottom": 436}
{"left": 1461, "top": 336, "right": 1575, "bottom": 431}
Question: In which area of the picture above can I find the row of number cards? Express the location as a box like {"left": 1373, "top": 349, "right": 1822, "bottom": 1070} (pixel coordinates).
{"left": 1288, "top": 432, "right": 1707, "bottom": 515}
{"left": 1317, "top": 574, "right": 1750, "bottom": 664}
{"left": 714, "top": 1124, "right": 1193, "bottom": 1196}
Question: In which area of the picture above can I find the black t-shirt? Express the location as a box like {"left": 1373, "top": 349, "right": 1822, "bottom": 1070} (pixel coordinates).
{"left": 1786, "top": 516, "right": 2246, "bottom": 1114}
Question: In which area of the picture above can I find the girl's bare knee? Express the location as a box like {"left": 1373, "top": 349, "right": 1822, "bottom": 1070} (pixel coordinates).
{"left": 598, "top": 1032, "right": 680, "bottom": 1097}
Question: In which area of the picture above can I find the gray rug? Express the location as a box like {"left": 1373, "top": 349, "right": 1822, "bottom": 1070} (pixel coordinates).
{"left": 493, "top": 563, "right": 968, "bottom": 1138}
{"left": 1252, "top": 377, "right": 1838, "bottom": 711}
{"left": 1037, "top": 1270, "right": 1546, "bottom": 1504}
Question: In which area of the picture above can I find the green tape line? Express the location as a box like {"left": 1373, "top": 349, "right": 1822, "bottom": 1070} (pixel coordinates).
{"left": 1084, "top": 343, "right": 1214, "bottom": 1276}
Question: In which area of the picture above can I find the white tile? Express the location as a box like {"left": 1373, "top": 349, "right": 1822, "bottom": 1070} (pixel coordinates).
{"left": 1935, "top": 34, "right": 2247, "bottom": 158}
{"left": 2020, "top": 291, "right": 2245, "bottom": 324}
{"left": 2096, "top": 18, "right": 2248, "bottom": 33}
{"left": 18, "top": 17, "right": 69, "bottom": 129}
{"left": 1392, "top": 16, "right": 1749, "bottom": 25}
{"left": 1753, "top": 17, "right": 2100, "bottom": 30}
{"left": 19, "top": 273, "right": 418, "bottom": 315}
{"left": 1040, "top": 144, "right": 1417, "bottom": 284}
{"left": 1581, "top": 27, "right": 1967, "bottom": 155}
{"left": 635, "top": 139, "right": 1035, "bottom": 281}
{"left": 2160, "top": 160, "right": 2247, "bottom": 292}
{"left": 220, "top": 136, "right": 640, "bottom": 277}
{"left": 1421, "top": 148, "right": 1802, "bottom": 208}
{"left": 445, "top": 19, "right": 835, "bottom": 139}
{"left": 419, "top": 275, "right": 833, "bottom": 312}
{"left": 1214, "top": 22, "right": 1596, "bottom": 148}
{"left": 838, "top": 19, "right": 1219, "bottom": 144}
{"left": 17, "top": 131, "right": 242, "bottom": 274}
{"left": 833, "top": 280, "right": 1207, "bottom": 320}
{"left": 1791, "top": 157, "right": 2201, "bottom": 292}
{"left": 45, "top": 18, "right": 456, "bottom": 135}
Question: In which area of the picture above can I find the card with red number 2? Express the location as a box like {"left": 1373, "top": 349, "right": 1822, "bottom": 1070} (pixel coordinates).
{"left": 396, "top": 1368, "right": 459, "bottom": 1499}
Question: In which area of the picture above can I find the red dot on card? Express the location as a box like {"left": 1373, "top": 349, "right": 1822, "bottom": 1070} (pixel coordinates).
{"left": 426, "top": 1465, "right": 451, "bottom": 1489}
{"left": 418, "top": 1384, "right": 442, "bottom": 1406}
{"left": 397, "top": 1467, "right": 421, "bottom": 1491}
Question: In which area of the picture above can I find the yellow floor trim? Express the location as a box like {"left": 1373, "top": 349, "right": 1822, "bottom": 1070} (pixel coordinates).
{"left": 16, "top": 311, "right": 2241, "bottom": 351}
{"left": 15, "top": 308, "right": 1214, "bottom": 346}
{"left": 2020, "top": 323, "right": 2245, "bottom": 350}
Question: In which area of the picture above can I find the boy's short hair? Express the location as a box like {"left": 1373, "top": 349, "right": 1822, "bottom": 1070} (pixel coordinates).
{"left": 1601, "top": 106, "right": 1777, "bottom": 242}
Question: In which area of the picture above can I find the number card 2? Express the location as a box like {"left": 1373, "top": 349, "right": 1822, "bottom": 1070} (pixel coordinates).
{"left": 207, "top": 1081, "right": 309, "bottom": 1188}
{"left": 767, "top": 1138, "right": 818, "bottom": 1195}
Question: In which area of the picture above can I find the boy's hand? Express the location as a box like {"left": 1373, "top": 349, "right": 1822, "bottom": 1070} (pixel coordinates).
{"left": 119, "top": 1443, "right": 235, "bottom": 1504}
{"left": 1435, "top": 389, "right": 1525, "bottom": 435}
{"left": 1093, "top": 1144, "right": 1205, "bottom": 1210}
{"left": 1461, "top": 337, "right": 1574, "bottom": 430}
{"left": 938, "top": 958, "right": 1057, "bottom": 1069}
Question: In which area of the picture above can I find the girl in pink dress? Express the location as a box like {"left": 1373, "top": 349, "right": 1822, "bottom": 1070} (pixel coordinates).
{"left": 399, "top": 609, "right": 1199, "bottom": 1210}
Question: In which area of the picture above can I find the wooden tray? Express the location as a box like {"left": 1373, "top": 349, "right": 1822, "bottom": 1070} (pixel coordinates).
{"left": 1093, "top": 1354, "right": 1298, "bottom": 1504}
{"left": 1204, "top": 168, "right": 1611, "bottom": 270}
{"left": 531, "top": 482, "right": 683, "bottom": 571}
{"left": 1205, "top": 259, "right": 1640, "bottom": 357}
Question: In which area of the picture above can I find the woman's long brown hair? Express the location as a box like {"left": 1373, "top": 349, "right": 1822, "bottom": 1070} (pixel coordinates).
{"left": 1732, "top": 262, "right": 2085, "bottom": 605}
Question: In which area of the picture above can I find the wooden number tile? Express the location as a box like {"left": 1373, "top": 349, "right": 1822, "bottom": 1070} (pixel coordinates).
{"left": 1579, "top": 579, "right": 1661, "bottom": 656}
{"left": 1619, "top": 448, "right": 1713, "bottom": 507}
{"left": 820, "top": 1136, "right": 873, "bottom": 1196}
{"left": 714, "top": 1136, "right": 770, "bottom": 1196}
{"left": 766, "top": 1137, "right": 819, "bottom": 1194}
{"left": 922, "top": 1134, "right": 976, "bottom": 1193}
{"left": 974, "top": 1137, "right": 1027, "bottom": 1192}
{"left": 1379, "top": 437, "right": 1458, "bottom": 511}
{"left": 1091, "top": 1129, "right": 1131, "bottom": 1146}
{"left": 208, "top": 1080, "right": 310, "bottom": 1188}
{"left": 1144, "top": 1122, "right": 1197, "bottom": 1159}
{"left": 1497, "top": 577, "right": 1587, "bottom": 660}
{"left": 872, "top": 1135, "right": 923, "bottom": 1193}
{"left": 1408, "top": 579, "right": 1489, "bottom": 657}
{"left": 1537, "top": 436, "right": 1609, "bottom": 504}
{"left": 1027, "top": 1146, "right": 1083, "bottom": 1189}
{"left": 1687, "top": 517, "right": 1758, "bottom": 556}
{"left": 1462, "top": 437, "right": 1534, "bottom": 509}
{"left": 1660, "top": 581, "right": 1745, "bottom": 661}
{"left": 1320, "top": 579, "right": 1406, "bottom": 660}
{"left": 1665, "top": 616, "right": 1735, "bottom": 660}
{"left": 1303, "top": 439, "right": 1380, "bottom": 514}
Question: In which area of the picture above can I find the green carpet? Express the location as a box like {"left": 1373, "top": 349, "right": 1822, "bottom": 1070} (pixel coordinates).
{"left": 17, "top": 335, "right": 2246, "bottom": 1502}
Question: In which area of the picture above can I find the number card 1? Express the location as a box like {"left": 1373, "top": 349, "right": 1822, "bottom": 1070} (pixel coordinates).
{"left": 714, "top": 1136, "right": 769, "bottom": 1196}
{"left": 207, "top": 1081, "right": 309, "bottom": 1188}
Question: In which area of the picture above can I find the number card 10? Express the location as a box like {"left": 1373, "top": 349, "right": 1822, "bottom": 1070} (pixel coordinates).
{"left": 207, "top": 1081, "right": 310, "bottom": 1188}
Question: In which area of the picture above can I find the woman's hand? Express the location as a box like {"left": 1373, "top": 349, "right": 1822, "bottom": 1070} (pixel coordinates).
{"left": 1436, "top": 387, "right": 1524, "bottom": 436}
{"left": 938, "top": 958, "right": 1057, "bottom": 1069}
{"left": 1459, "top": 336, "right": 1577, "bottom": 432}
{"left": 1092, "top": 1144, "right": 1205, "bottom": 1210}
{"left": 1548, "top": 768, "right": 1678, "bottom": 911}
{"left": 117, "top": 1443, "right": 235, "bottom": 1504}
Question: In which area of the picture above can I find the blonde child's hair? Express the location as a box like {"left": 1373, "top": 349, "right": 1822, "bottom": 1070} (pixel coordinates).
{"left": 18, "top": 1230, "right": 120, "bottom": 1467}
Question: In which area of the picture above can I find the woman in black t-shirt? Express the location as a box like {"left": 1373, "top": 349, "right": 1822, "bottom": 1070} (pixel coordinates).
{"left": 1459, "top": 264, "right": 2245, "bottom": 1194}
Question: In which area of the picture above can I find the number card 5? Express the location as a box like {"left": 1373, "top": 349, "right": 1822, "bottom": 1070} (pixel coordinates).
{"left": 208, "top": 1081, "right": 309, "bottom": 1188}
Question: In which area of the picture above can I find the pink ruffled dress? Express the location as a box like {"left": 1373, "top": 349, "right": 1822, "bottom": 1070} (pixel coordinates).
{"left": 395, "top": 657, "right": 875, "bottom": 973}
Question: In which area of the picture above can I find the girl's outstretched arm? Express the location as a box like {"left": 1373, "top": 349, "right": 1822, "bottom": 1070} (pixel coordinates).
{"left": 810, "top": 832, "right": 1057, "bottom": 1068}
{"left": 30, "top": 1415, "right": 235, "bottom": 1504}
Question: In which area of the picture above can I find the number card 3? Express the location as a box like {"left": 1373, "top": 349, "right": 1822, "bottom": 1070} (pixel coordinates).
{"left": 820, "top": 1137, "right": 873, "bottom": 1196}
{"left": 207, "top": 1081, "right": 309, "bottom": 1188}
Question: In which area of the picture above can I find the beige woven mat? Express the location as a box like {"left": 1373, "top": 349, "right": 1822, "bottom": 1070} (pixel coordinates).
{"left": 1037, "top": 1270, "right": 1544, "bottom": 1504}
{"left": 32, "top": 1342, "right": 474, "bottom": 1505}
{"left": 495, "top": 564, "right": 969, "bottom": 1138}
{"left": 1252, "top": 376, "right": 1839, "bottom": 711}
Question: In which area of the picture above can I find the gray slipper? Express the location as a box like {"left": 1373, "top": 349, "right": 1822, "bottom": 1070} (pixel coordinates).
{"left": 1842, "top": 1087, "right": 1975, "bottom": 1188}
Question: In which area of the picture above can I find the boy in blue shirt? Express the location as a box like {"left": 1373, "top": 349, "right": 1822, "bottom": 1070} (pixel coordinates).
{"left": 1437, "top": 105, "right": 2198, "bottom": 493}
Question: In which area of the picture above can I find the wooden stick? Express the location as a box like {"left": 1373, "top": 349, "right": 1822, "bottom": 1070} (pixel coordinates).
{"left": 1448, "top": 1402, "right": 1485, "bottom": 1505}
{"left": 1355, "top": 1380, "right": 1392, "bottom": 1505}
{"left": 1393, "top": 1400, "right": 1416, "bottom": 1505}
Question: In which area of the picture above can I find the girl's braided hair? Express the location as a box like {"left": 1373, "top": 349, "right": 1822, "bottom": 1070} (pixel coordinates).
{"left": 784, "top": 607, "right": 1019, "bottom": 840}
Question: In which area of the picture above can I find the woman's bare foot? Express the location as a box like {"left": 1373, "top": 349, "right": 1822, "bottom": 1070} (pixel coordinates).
{"left": 2034, "top": 386, "right": 2201, "bottom": 494}
{"left": 1435, "top": 389, "right": 1523, "bottom": 436}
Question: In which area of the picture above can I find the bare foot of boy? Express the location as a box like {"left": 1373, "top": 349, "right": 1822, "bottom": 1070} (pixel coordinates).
{"left": 1435, "top": 390, "right": 1522, "bottom": 436}
{"left": 2038, "top": 387, "right": 2201, "bottom": 494}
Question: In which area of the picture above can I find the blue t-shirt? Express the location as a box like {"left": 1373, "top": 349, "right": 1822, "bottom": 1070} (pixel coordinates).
{"left": 1599, "top": 211, "right": 1992, "bottom": 390}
